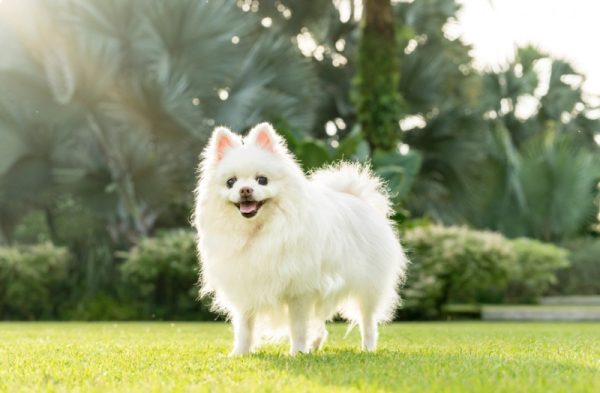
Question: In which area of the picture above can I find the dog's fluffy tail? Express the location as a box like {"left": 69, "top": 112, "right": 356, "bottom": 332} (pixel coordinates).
{"left": 310, "top": 162, "right": 392, "bottom": 217}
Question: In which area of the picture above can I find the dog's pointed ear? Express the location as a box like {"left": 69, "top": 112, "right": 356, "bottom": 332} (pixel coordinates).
{"left": 206, "top": 126, "right": 241, "bottom": 161}
{"left": 245, "top": 122, "right": 286, "bottom": 153}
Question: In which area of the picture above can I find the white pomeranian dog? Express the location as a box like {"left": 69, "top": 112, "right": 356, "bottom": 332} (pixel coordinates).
{"left": 193, "top": 123, "right": 408, "bottom": 355}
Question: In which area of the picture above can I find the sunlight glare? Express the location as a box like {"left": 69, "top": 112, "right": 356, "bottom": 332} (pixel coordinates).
{"left": 399, "top": 143, "right": 410, "bottom": 155}
{"left": 218, "top": 89, "right": 229, "bottom": 101}
{"left": 261, "top": 17, "right": 272, "bottom": 28}
{"left": 457, "top": 0, "right": 600, "bottom": 95}
{"left": 296, "top": 30, "right": 317, "bottom": 57}
{"left": 514, "top": 95, "right": 539, "bottom": 120}
{"left": 325, "top": 121, "right": 337, "bottom": 136}
{"left": 399, "top": 115, "right": 426, "bottom": 132}
{"left": 334, "top": 118, "right": 346, "bottom": 130}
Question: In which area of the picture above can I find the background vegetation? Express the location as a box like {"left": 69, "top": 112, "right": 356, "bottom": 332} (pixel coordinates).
{"left": 0, "top": 0, "right": 598, "bottom": 320}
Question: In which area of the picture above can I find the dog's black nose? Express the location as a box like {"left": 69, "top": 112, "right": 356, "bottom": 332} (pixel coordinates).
{"left": 239, "top": 187, "right": 253, "bottom": 197}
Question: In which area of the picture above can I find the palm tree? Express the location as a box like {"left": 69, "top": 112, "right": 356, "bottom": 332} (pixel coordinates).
{"left": 396, "top": 0, "right": 491, "bottom": 222}
{"left": 468, "top": 47, "right": 600, "bottom": 240}
{"left": 0, "top": 0, "right": 319, "bottom": 243}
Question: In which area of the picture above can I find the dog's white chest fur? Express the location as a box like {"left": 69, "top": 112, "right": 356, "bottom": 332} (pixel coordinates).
{"left": 199, "top": 215, "right": 327, "bottom": 312}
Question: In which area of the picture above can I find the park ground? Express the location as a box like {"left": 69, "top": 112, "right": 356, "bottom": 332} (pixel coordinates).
{"left": 1, "top": 322, "right": 599, "bottom": 392}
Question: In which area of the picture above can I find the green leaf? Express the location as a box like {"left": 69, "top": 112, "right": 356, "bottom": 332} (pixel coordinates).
{"left": 373, "top": 150, "right": 422, "bottom": 201}
{"left": 297, "top": 139, "right": 331, "bottom": 170}
{"left": 0, "top": 131, "right": 27, "bottom": 176}
{"left": 334, "top": 128, "right": 363, "bottom": 160}
{"left": 372, "top": 149, "right": 422, "bottom": 173}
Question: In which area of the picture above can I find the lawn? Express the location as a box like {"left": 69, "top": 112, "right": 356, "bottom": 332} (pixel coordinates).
{"left": 1, "top": 322, "right": 598, "bottom": 392}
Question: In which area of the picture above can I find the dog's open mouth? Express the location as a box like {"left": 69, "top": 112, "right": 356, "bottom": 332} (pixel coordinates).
{"left": 235, "top": 200, "right": 265, "bottom": 218}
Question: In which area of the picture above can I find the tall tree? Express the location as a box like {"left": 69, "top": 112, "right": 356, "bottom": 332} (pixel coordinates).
{"left": 353, "top": 0, "right": 403, "bottom": 152}
{"left": 467, "top": 47, "right": 600, "bottom": 240}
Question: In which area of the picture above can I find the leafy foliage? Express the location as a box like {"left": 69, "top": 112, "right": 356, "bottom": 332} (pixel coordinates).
{"left": 0, "top": 0, "right": 598, "bottom": 320}
{"left": 279, "top": 126, "right": 421, "bottom": 206}
{"left": 2, "top": 0, "right": 596, "bottom": 245}
{"left": 0, "top": 0, "right": 319, "bottom": 242}
{"left": 401, "top": 225, "right": 570, "bottom": 318}
{"left": 402, "top": 226, "right": 516, "bottom": 318}
{"left": 505, "top": 238, "right": 570, "bottom": 302}
{"left": 372, "top": 149, "right": 422, "bottom": 205}
{"left": 554, "top": 238, "right": 600, "bottom": 295}
{"left": 460, "top": 45, "right": 600, "bottom": 241}
{"left": 353, "top": 0, "right": 403, "bottom": 151}
{"left": 471, "top": 130, "right": 600, "bottom": 241}
{"left": 120, "top": 230, "right": 211, "bottom": 320}
{"left": 0, "top": 243, "right": 69, "bottom": 319}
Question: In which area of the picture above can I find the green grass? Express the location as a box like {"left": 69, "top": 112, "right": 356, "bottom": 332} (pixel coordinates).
{"left": 1, "top": 322, "right": 599, "bottom": 392}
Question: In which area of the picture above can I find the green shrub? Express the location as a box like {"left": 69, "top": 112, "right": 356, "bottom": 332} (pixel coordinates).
{"left": 0, "top": 243, "right": 69, "bottom": 319}
{"left": 506, "top": 238, "right": 570, "bottom": 302}
{"left": 120, "top": 230, "right": 213, "bottom": 320}
{"left": 61, "top": 294, "right": 139, "bottom": 321}
{"left": 554, "top": 238, "right": 600, "bottom": 295}
{"left": 400, "top": 226, "right": 570, "bottom": 318}
{"left": 14, "top": 203, "right": 120, "bottom": 303}
{"left": 401, "top": 226, "right": 516, "bottom": 318}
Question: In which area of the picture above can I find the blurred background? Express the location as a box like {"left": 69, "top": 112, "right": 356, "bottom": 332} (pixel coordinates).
{"left": 0, "top": 0, "right": 598, "bottom": 321}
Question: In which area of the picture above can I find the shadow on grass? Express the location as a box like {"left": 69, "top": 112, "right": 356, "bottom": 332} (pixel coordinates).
{"left": 248, "top": 348, "right": 598, "bottom": 391}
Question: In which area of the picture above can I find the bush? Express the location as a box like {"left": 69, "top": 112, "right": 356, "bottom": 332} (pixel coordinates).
{"left": 61, "top": 294, "right": 139, "bottom": 321}
{"left": 506, "top": 238, "right": 570, "bottom": 302}
{"left": 120, "top": 230, "right": 213, "bottom": 320}
{"left": 14, "top": 203, "right": 120, "bottom": 306}
{"left": 0, "top": 243, "right": 69, "bottom": 319}
{"left": 554, "top": 238, "right": 600, "bottom": 295}
{"left": 401, "top": 226, "right": 516, "bottom": 318}
{"left": 400, "top": 225, "right": 570, "bottom": 318}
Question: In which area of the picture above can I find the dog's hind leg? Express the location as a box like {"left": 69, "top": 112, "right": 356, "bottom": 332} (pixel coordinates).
{"left": 310, "top": 321, "right": 328, "bottom": 351}
{"left": 358, "top": 301, "right": 378, "bottom": 352}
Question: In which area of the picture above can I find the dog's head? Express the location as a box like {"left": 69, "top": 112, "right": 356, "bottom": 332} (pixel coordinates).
{"left": 199, "top": 123, "right": 303, "bottom": 221}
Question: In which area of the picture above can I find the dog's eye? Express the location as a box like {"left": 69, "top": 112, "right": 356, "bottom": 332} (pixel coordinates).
{"left": 226, "top": 177, "right": 237, "bottom": 188}
{"left": 256, "top": 176, "right": 268, "bottom": 186}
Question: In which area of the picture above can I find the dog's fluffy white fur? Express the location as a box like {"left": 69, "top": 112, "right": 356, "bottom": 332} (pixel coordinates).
{"left": 193, "top": 123, "right": 408, "bottom": 355}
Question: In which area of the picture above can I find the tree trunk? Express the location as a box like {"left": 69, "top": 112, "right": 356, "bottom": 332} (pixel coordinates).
{"left": 0, "top": 223, "right": 11, "bottom": 245}
{"left": 44, "top": 208, "right": 59, "bottom": 244}
{"left": 353, "top": 0, "right": 402, "bottom": 152}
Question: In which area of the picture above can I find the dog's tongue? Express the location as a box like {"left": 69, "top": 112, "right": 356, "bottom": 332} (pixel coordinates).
{"left": 239, "top": 201, "right": 258, "bottom": 214}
